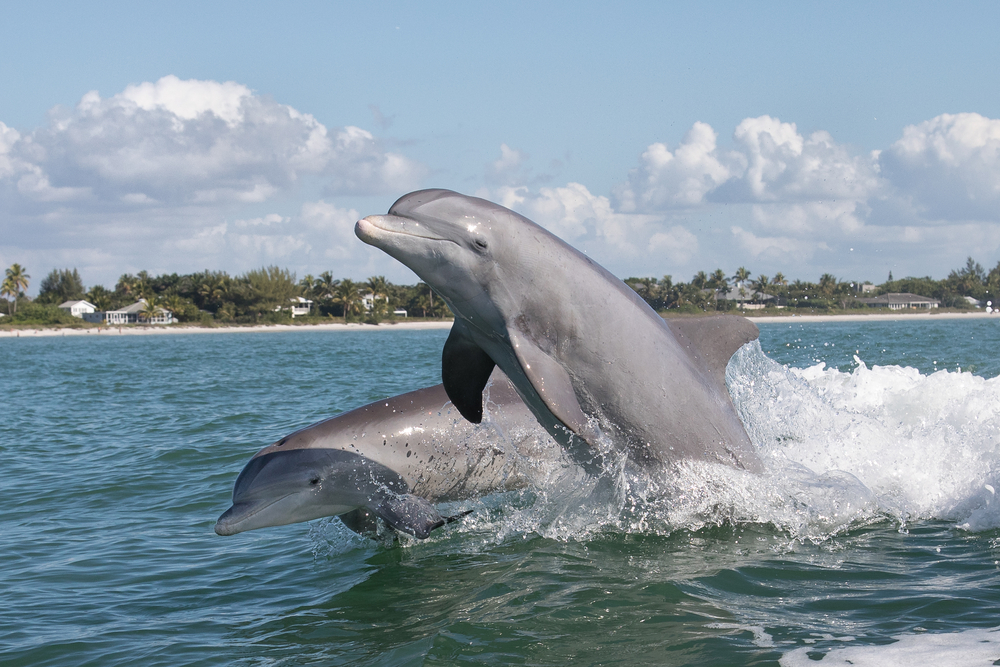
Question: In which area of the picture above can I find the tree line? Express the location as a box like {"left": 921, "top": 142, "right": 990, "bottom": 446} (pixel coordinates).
{"left": 2, "top": 266, "right": 451, "bottom": 325}
{"left": 623, "top": 257, "right": 1000, "bottom": 313}
{"left": 2, "top": 256, "right": 998, "bottom": 325}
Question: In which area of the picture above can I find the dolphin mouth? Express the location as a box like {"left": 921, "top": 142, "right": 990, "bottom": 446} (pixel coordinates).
{"left": 214, "top": 492, "right": 295, "bottom": 536}
{"left": 356, "top": 215, "right": 453, "bottom": 244}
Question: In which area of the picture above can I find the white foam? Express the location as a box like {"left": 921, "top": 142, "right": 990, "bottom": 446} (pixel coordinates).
{"left": 780, "top": 626, "right": 1000, "bottom": 666}
{"left": 726, "top": 342, "right": 1000, "bottom": 535}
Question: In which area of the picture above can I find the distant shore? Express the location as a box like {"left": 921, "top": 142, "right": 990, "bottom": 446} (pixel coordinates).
{"left": 0, "top": 320, "right": 455, "bottom": 338}
{"left": 1, "top": 310, "right": 997, "bottom": 338}
{"left": 745, "top": 310, "right": 998, "bottom": 324}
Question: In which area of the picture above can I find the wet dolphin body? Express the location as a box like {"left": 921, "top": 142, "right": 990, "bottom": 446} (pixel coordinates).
{"left": 356, "top": 189, "right": 763, "bottom": 475}
{"left": 215, "top": 369, "right": 563, "bottom": 539}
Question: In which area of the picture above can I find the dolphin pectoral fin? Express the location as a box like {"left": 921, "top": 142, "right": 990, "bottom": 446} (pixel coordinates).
{"left": 508, "top": 330, "right": 590, "bottom": 438}
{"left": 338, "top": 508, "right": 380, "bottom": 537}
{"left": 375, "top": 494, "right": 449, "bottom": 539}
{"left": 442, "top": 319, "right": 496, "bottom": 423}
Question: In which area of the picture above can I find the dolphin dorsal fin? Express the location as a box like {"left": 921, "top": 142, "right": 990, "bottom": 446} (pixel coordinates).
{"left": 665, "top": 315, "right": 759, "bottom": 389}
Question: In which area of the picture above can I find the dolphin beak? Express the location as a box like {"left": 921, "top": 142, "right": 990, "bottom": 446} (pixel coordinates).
{"left": 355, "top": 214, "right": 448, "bottom": 244}
{"left": 214, "top": 503, "right": 250, "bottom": 536}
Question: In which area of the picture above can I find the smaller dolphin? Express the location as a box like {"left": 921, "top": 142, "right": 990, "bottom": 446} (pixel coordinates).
{"left": 216, "top": 370, "right": 562, "bottom": 539}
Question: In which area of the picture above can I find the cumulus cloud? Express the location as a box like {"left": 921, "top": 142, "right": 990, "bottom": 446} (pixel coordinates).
{"left": 616, "top": 121, "right": 739, "bottom": 210}
{"left": 880, "top": 112, "right": 1000, "bottom": 221}
{"left": 485, "top": 143, "right": 529, "bottom": 185}
{"left": 617, "top": 115, "right": 882, "bottom": 213}
{"left": 1, "top": 75, "right": 425, "bottom": 210}
{"left": 729, "top": 116, "right": 882, "bottom": 202}
{"left": 492, "top": 182, "right": 696, "bottom": 263}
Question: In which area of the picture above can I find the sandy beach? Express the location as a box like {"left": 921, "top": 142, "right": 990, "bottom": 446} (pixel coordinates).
{"left": 0, "top": 320, "right": 455, "bottom": 338}
{"left": 1, "top": 310, "right": 997, "bottom": 338}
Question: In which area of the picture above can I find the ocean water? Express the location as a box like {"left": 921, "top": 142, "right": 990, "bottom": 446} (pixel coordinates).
{"left": 2, "top": 319, "right": 999, "bottom": 666}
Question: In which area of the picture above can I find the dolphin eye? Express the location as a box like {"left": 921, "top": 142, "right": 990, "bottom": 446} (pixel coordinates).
{"left": 309, "top": 477, "right": 321, "bottom": 486}
{"left": 473, "top": 238, "right": 488, "bottom": 251}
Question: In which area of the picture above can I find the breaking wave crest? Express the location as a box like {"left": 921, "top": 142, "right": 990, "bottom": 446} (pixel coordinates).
{"left": 461, "top": 341, "right": 1000, "bottom": 543}
{"left": 315, "top": 341, "right": 1000, "bottom": 548}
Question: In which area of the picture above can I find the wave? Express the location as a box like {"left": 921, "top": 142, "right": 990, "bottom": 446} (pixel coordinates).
{"left": 314, "top": 341, "right": 1000, "bottom": 548}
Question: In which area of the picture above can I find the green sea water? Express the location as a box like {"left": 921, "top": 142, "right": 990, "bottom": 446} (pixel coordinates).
{"left": 2, "top": 320, "right": 999, "bottom": 666}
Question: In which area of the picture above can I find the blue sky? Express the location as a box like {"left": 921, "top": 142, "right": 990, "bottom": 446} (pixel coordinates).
{"left": 3, "top": 1, "right": 1000, "bottom": 291}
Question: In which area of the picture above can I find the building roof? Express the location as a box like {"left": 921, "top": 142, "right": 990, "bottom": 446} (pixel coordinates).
{"left": 108, "top": 298, "right": 170, "bottom": 314}
{"left": 58, "top": 300, "right": 97, "bottom": 309}
{"left": 857, "top": 292, "right": 940, "bottom": 305}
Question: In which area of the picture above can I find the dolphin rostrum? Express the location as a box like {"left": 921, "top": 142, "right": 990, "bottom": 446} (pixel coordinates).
{"left": 355, "top": 189, "right": 763, "bottom": 475}
{"left": 216, "top": 369, "right": 564, "bottom": 539}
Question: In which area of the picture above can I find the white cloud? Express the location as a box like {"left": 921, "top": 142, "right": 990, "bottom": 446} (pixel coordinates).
{"left": 325, "top": 126, "right": 427, "bottom": 195}
{"left": 492, "top": 182, "right": 697, "bottom": 266}
{"left": 880, "top": 112, "right": 1000, "bottom": 221}
{"left": 731, "top": 226, "right": 831, "bottom": 263}
{"left": 616, "top": 121, "right": 739, "bottom": 210}
{"left": 730, "top": 116, "right": 881, "bottom": 202}
{"left": 1, "top": 76, "right": 425, "bottom": 211}
{"left": 486, "top": 143, "right": 529, "bottom": 185}
{"left": 617, "top": 116, "right": 882, "bottom": 212}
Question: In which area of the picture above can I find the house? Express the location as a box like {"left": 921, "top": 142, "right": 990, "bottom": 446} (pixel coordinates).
{"left": 87, "top": 298, "right": 173, "bottom": 324}
{"left": 963, "top": 296, "right": 982, "bottom": 308}
{"left": 58, "top": 300, "right": 97, "bottom": 319}
{"left": 856, "top": 293, "right": 939, "bottom": 310}
{"left": 288, "top": 296, "right": 313, "bottom": 318}
{"left": 715, "top": 284, "right": 779, "bottom": 310}
{"left": 393, "top": 309, "right": 408, "bottom": 317}
{"left": 361, "top": 292, "right": 388, "bottom": 312}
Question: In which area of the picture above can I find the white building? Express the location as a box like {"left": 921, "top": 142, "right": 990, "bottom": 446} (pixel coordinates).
{"left": 857, "top": 293, "right": 939, "bottom": 310}
{"left": 89, "top": 299, "right": 173, "bottom": 324}
{"left": 361, "top": 292, "right": 388, "bottom": 312}
{"left": 289, "top": 296, "right": 313, "bottom": 318}
{"left": 58, "top": 300, "right": 98, "bottom": 318}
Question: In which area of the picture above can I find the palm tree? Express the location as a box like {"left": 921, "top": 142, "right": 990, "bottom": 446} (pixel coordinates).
{"left": 86, "top": 285, "right": 114, "bottom": 311}
{"left": 366, "top": 275, "right": 391, "bottom": 317}
{"left": 709, "top": 269, "right": 727, "bottom": 289}
{"left": 141, "top": 295, "right": 163, "bottom": 323}
{"left": 334, "top": 279, "right": 362, "bottom": 319}
{"left": 751, "top": 275, "right": 770, "bottom": 303}
{"left": 818, "top": 273, "right": 838, "bottom": 298}
{"left": 163, "top": 294, "right": 187, "bottom": 322}
{"left": 1, "top": 276, "right": 15, "bottom": 316}
{"left": 731, "top": 266, "right": 751, "bottom": 286}
{"left": 299, "top": 274, "right": 317, "bottom": 298}
{"left": 315, "top": 271, "right": 339, "bottom": 300}
{"left": 771, "top": 272, "right": 787, "bottom": 286}
{"left": 3, "top": 264, "right": 30, "bottom": 315}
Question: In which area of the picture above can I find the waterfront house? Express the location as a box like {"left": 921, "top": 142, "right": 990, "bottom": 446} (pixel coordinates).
{"left": 58, "top": 300, "right": 98, "bottom": 318}
{"left": 715, "top": 284, "right": 779, "bottom": 310}
{"left": 856, "top": 293, "right": 940, "bottom": 310}
{"left": 86, "top": 298, "right": 173, "bottom": 324}
{"left": 289, "top": 296, "right": 313, "bottom": 317}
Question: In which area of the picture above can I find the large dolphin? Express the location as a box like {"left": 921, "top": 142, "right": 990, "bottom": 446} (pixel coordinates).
{"left": 355, "top": 189, "right": 763, "bottom": 475}
{"left": 216, "top": 369, "right": 564, "bottom": 539}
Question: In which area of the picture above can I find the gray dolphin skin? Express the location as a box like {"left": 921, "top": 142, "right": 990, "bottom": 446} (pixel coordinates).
{"left": 355, "top": 189, "right": 763, "bottom": 474}
{"left": 216, "top": 369, "right": 561, "bottom": 539}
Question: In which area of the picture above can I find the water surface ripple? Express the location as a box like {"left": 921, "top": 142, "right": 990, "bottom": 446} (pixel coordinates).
{"left": 2, "top": 320, "right": 999, "bottom": 665}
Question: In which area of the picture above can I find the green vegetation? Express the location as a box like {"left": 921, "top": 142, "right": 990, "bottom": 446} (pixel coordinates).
{"left": 624, "top": 257, "right": 1000, "bottom": 315}
{"left": 2, "top": 263, "right": 30, "bottom": 315}
{"left": 3, "top": 256, "right": 999, "bottom": 328}
{"left": 2, "top": 264, "right": 452, "bottom": 326}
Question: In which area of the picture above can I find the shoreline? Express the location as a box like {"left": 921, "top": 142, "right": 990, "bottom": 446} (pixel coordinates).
{"left": 0, "top": 320, "right": 455, "bottom": 338}
{"left": 745, "top": 310, "right": 999, "bottom": 324}
{"left": 1, "top": 310, "right": 997, "bottom": 339}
